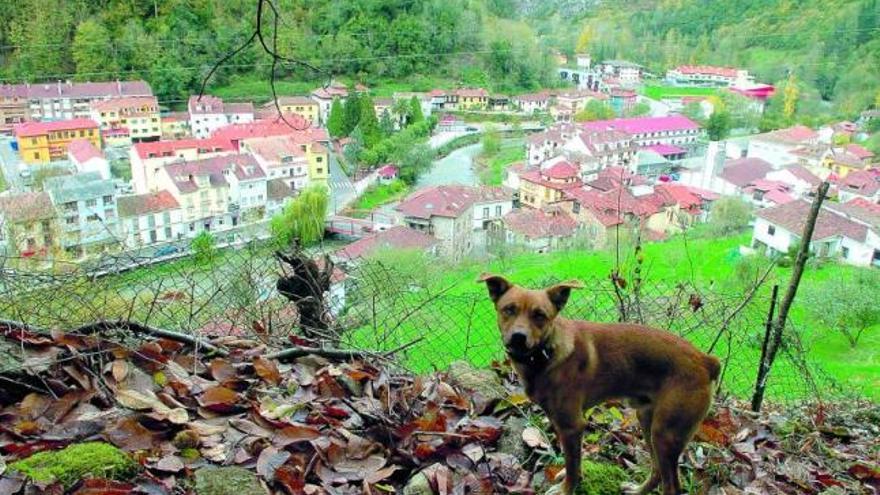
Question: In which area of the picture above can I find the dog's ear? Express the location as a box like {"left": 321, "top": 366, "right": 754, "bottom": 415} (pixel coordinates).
{"left": 477, "top": 273, "right": 512, "bottom": 303}
{"left": 545, "top": 280, "right": 583, "bottom": 312}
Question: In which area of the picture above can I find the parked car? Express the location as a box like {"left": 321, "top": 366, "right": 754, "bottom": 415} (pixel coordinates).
{"left": 154, "top": 245, "right": 181, "bottom": 258}
{"left": 465, "top": 126, "right": 479, "bottom": 132}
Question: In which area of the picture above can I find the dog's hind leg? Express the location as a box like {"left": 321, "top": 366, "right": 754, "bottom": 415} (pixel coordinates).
{"left": 622, "top": 406, "right": 660, "bottom": 494}
{"left": 652, "top": 386, "right": 711, "bottom": 495}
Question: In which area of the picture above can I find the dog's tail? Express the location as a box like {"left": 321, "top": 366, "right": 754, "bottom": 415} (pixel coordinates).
{"left": 703, "top": 354, "right": 721, "bottom": 383}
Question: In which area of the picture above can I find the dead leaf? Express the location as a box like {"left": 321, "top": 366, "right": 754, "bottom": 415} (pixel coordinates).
{"left": 253, "top": 357, "right": 282, "bottom": 385}
{"left": 111, "top": 360, "right": 129, "bottom": 383}
{"left": 256, "top": 446, "right": 291, "bottom": 481}
{"left": 154, "top": 455, "right": 185, "bottom": 473}
{"left": 522, "top": 427, "right": 550, "bottom": 449}
{"left": 70, "top": 479, "right": 135, "bottom": 495}
{"left": 197, "top": 386, "right": 242, "bottom": 413}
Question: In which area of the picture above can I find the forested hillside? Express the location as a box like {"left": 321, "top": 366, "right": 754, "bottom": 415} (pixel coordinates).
{"left": 528, "top": 0, "right": 880, "bottom": 120}
{"left": 0, "top": 0, "right": 557, "bottom": 104}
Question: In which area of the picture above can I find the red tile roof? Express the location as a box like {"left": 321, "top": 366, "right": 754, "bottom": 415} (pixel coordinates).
{"left": 582, "top": 115, "right": 700, "bottom": 135}
{"left": 14, "top": 118, "right": 99, "bottom": 137}
{"left": 212, "top": 118, "right": 323, "bottom": 146}
{"left": 719, "top": 157, "right": 773, "bottom": 187}
{"left": 845, "top": 143, "right": 875, "bottom": 160}
{"left": 756, "top": 200, "right": 871, "bottom": 242}
{"left": 164, "top": 153, "right": 264, "bottom": 194}
{"left": 454, "top": 88, "right": 488, "bottom": 98}
{"left": 91, "top": 96, "right": 159, "bottom": 113}
{"left": 396, "top": 185, "right": 482, "bottom": 219}
{"left": 674, "top": 65, "right": 739, "bottom": 78}
{"left": 543, "top": 161, "right": 579, "bottom": 179}
{"left": 0, "top": 192, "right": 55, "bottom": 223}
{"left": 377, "top": 165, "right": 398, "bottom": 178}
{"left": 756, "top": 125, "right": 818, "bottom": 145}
{"left": 644, "top": 143, "right": 686, "bottom": 156}
{"left": 0, "top": 80, "right": 152, "bottom": 99}
{"left": 763, "top": 189, "right": 795, "bottom": 205}
{"left": 117, "top": 190, "right": 180, "bottom": 217}
{"left": 503, "top": 207, "right": 578, "bottom": 239}
{"left": 841, "top": 168, "right": 880, "bottom": 196}
{"left": 225, "top": 101, "right": 254, "bottom": 114}
{"left": 133, "top": 138, "right": 235, "bottom": 159}
{"left": 335, "top": 226, "right": 438, "bottom": 260}
{"left": 266, "top": 96, "right": 316, "bottom": 107}
{"left": 781, "top": 164, "right": 821, "bottom": 186}
{"left": 188, "top": 95, "right": 224, "bottom": 114}
{"left": 67, "top": 139, "right": 104, "bottom": 163}
{"left": 513, "top": 92, "right": 550, "bottom": 102}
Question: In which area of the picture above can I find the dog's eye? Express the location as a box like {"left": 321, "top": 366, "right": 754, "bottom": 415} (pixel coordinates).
{"left": 531, "top": 310, "right": 548, "bottom": 324}
{"left": 502, "top": 305, "right": 517, "bottom": 317}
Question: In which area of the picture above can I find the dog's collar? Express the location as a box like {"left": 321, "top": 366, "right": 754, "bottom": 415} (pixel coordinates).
{"left": 509, "top": 338, "right": 554, "bottom": 369}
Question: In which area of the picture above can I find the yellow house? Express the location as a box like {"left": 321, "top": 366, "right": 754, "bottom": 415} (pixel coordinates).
{"left": 264, "top": 96, "right": 320, "bottom": 125}
{"left": 156, "top": 158, "right": 231, "bottom": 234}
{"left": 90, "top": 96, "right": 161, "bottom": 145}
{"left": 307, "top": 142, "right": 329, "bottom": 184}
{"left": 0, "top": 191, "right": 59, "bottom": 257}
{"left": 454, "top": 88, "right": 489, "bottom": 110}
{"left": 823, "top": 144, "right": 876, "bottom": 178}
{"left": 14, "top": 118, "right": 101, "bottom": 164}
{"left": 160, "top": 112, "right": 191, "bottom": 140}
{"left": 518, "top": 160, "right": 582, "bottom": 209}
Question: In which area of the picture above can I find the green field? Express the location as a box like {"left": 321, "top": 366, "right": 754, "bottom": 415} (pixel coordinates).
{"left": 478, "top": 142, "right": 525, "bottom": 185}
{"left": 642, "top": 84, "right": 721, "bottom": 101}
{"left": 210, "top": 74, "right": 458, "bottom": 102}
{"left": 346, "top": 232, "right": 880, "bottom": 402}
{"left": 209, "top": 75, "right": 318, "bottom": 103}
{"left": 348, "top": 180, "right": 409, "bottom": 216}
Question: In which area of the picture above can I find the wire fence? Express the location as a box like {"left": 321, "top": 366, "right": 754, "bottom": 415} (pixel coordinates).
{"left": 0, "top": 243, "right": 860, "bottom": 406}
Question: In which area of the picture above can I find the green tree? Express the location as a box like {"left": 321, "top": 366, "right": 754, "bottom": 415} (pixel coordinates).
{"left": 72, "top": 19, "right": 118, "bottom": 79}
{"left": 574, "top": 100, "right": 615, "bottom": 122}
{"left": 191, "top": 231, "right": 216, "bottom": 265}
{"left": 358, "top": 94, "right": 382, "bottom": 147}
{"left": 805, "top": 271, "right": 880, "bottom": 348}
{"left": 783, "top": 73, "right": 800, "bottom": 121}
{"left": 379, "top": 110, "right": 395, "bottom": 136}
{"left": 342, "top": 92, "right": 362, "bottom": 137}
{"left": 682, "top": 101, "right": 706, "bottom": 123}
{"left": 409, "top": 96, "right": 425, "bottom": 125}
{"left": 481, "top": 124, "right": 502, "bottom": 156}
{"left": 327, "top": 98, "right": 345, "bottom": 138}
{"left": 706, "top": 110, "right": 732, "bottom": 141}
{"left": 625, "top": 102, "right": 651, "bottom": 117}
{"left": 270, "top": 185, "right": 329, "bottom": 248}
{"left": 708, "top": 197, "right": 751, "bottom": 235}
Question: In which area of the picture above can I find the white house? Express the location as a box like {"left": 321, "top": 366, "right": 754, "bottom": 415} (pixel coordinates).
{"left": 713, "top": 157, "right": 774, "bottom": 196}
{"left": 224, "top": 102, "right": 255, "bottom": 125}
{"left": 581, "top": 115, "right": 702, "bottom": 147}
{"left": 746, "top": 125, "right": 820, "bottom": 168}
{"left": 129, "top": 138, "right": 236, "bottom": 194}
{"left": 68, "top": 138, "right": 110, "bottom": 180}
{"left": 116, "top": 190, "right": 184, "bottom": 247}
{"left": 512, "top": 92, "right": 551, "bottom": 114}
{"left": 752, "top": 199, "right": 880, "bottom": 267}
{"left": 838, "top": 168, "right": 880, "bottom": 203}
{"left": 765, "top": 164, "right": 821, "bottom": 198}
{"left": 188, "top": 95, "right": 228, "bottom": 139}
{"left": 242, "top": 135, "right": 311, "bottom": 192}
{"left": 472, "top": 186, "right": 515, "bottom": 231}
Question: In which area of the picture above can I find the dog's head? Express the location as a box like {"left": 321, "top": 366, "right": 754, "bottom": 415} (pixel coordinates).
{"left": 477, "top": 273, "right": 583, "bottom": 361}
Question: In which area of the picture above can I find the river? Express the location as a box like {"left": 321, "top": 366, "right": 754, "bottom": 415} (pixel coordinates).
{"left": 417, "top": 142, "right": 483, "bottom": 187}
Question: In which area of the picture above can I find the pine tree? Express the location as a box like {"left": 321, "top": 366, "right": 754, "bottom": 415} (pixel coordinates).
{"left": 783, "top": 73, "right": 799, "bottom": 121}
{"left": 379, "top": 109, "right": 395, "bottom": 135}
{"left": 358, "top": 94, "right": 382, "bottom": 148}
{"left": 409, "top": 96, "right": 424, "bottom": 125}
{"left": 327, "top": 98, "right": 345, "bottom": 138}
{"left": 342, "top": 92, "right": 362, "bottom": 136}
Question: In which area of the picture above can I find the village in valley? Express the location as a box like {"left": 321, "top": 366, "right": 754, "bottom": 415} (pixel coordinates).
{"left": 3, "top": 1, "right": 880, "bottom": 493}
{"left": 0, "top": 54, "right": 878, "bottom": 270}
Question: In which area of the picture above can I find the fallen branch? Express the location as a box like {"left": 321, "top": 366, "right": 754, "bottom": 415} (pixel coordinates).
{"left": 263, "top": 337, "right": 424, "bottom": 362}
{"left": 0, "top": 318, "right": 228, "bottom": 357}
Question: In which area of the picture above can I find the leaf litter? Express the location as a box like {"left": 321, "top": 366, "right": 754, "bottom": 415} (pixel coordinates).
{"left": 0, "top": 326, "right": 878, "bottom": 494}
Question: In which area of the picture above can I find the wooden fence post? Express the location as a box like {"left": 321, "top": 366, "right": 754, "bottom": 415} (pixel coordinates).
{"left": 751, "top": 181, "right": 829, "bottom": 412}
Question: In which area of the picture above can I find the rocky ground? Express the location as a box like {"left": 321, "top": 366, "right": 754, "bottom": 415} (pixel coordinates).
{"left": 0, "top": 322, "right": 878, "bottom": 494}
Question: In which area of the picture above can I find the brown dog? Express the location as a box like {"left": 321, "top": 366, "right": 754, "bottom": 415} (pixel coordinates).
{"left": 478, "top": 274, "right": 720, "bottom": 495}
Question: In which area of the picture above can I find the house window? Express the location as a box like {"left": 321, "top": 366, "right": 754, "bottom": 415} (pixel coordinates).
{"left": 496, "top": 205, "right": 502, "bottom": 216}
{"left": 316, "top": 168, "right": 323, "bottom": 174}
{"left": 841, "top": 246, "right": 849, "bottom": 259}
{"left": 165, "top": 227, "right": 172, "bottom": 239}
{"left": 483, "top": 207, "right": 490, "bottom": 219}
{"left": 86, "top": 199, "right": 97, "bottom": 207}
{"left": 767, "top": 225, "right": 775, "bottom": 236}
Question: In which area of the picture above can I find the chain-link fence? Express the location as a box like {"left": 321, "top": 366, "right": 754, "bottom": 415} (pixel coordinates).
{"left": 0, "top": 243, "right": 859, "bottom": 405}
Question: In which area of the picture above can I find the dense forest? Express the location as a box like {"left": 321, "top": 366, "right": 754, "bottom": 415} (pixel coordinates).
{"left": 0, "top": 0, "right": 558, "bottom": 104}
{"left": 528, "top": 0, "right": 880, "bottom": 121}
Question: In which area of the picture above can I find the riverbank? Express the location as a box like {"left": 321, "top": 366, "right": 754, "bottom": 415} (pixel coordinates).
{"left": 474, "top": 139, "right": 525, "bottom": 185}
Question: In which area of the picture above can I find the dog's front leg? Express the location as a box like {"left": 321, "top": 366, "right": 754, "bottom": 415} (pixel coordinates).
{"left": 552, "top": 419, "right": 584, "bottom": 495}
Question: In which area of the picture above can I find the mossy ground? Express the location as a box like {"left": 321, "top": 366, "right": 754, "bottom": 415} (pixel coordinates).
{"left": 577, "top": 459, "right": 628, "bottom": 495}
{"left": 193, "top": 466, "right": 265, "bottom": 495}
{"left": 9, "top": 442, "right": 137, "bottom": 488}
